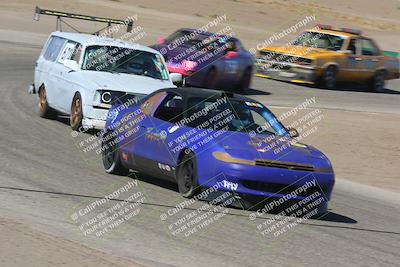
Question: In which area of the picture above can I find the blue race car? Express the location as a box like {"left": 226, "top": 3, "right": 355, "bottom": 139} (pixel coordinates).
{"left": 102, "top": 88, "right": 334, "bottom": 211}
{"left": 151, "top": 28, "right": 253, "bottom": 93}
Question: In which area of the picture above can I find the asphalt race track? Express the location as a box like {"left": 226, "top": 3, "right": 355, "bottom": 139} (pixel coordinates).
{"left": 1, "top": 40, "right": 400, "bottom": 267}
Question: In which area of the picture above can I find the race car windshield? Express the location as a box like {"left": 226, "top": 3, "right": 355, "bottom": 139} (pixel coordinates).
{"left": 165, "top": 30, "right": 228, "bottom": 50}
{"left": 82, "top": 46, "right": 170, "bottom": 80}
{"left": 293, "top": 32, "right": 345, "bottom": 51}
{"left": 185, "top": 97, "right": 287, "bottom": 136}
{"left": 165, "top": 31, "right": 207, "bottom": 47}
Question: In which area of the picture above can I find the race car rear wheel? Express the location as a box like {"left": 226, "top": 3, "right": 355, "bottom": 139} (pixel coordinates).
{"left": 368, "top": 70, "right": 386, "bottom": 93}
{"left": 38, "top": 86, "right": 56, "bottom": 119}
{"left": 70, "top": 93, "right": 83, "bottom": 131}
{"left": 322, "top": 65, "right": 337, "bottom": 89}
{"left": 177, "top": 152, "right": 199, "bottom": 198}
{"left": 204, "top": 68, "right": 217, "bottom": 89}
{"left": 102, "top": 133, "right": 129, "bottom": 176}
{"left": 236, "top": 67, "right": 252, "bottom": 94}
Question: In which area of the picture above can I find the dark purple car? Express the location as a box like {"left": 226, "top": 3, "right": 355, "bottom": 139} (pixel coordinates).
{"left": 151, "top": 28, "right": 254, "bottom": 93}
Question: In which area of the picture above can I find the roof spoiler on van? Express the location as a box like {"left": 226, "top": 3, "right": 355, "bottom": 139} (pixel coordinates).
{"left": 33, "top": 6, "right": 134, "bottom": 35}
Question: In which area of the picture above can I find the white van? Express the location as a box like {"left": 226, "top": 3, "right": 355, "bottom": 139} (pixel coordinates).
{"left": 32, "top": 31, "right": 181, "bottom": 130}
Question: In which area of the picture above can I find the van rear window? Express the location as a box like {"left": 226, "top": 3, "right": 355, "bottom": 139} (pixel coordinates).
{"left": 43, "top": 36, "right": 66, "bottom": 62}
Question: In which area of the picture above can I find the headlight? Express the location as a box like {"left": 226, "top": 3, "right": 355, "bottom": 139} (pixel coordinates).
{"left": 95, "top": 90, "right": 145, "bottom": 107}
{"left": 212, "top": 151, "right": 255, "bottom": 166}
{"left": 101, "top": 91, "right": 112, "bottom": 104}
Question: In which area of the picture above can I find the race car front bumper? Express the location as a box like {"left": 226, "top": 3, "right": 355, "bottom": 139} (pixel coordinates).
{"left": 200, "top": 162, "right": 335, "bottom": 202}
{"left": 255, "top": 61, "right": 317, "bottom": 84}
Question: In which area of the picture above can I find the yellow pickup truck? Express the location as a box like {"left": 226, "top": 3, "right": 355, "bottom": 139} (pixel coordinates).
{"left": 255, "top": 25, "right": 399, "bottom": 92}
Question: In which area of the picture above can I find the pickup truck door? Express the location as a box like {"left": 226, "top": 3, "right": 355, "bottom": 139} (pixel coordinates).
{"left": 342, "top": 38, "right": 365, "bottom": 81}
{"left": 359, "top": 38, "right": 383, "bottom": 80}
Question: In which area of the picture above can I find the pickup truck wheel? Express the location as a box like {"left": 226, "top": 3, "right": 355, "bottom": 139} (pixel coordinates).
{"left": 368, "top": 71, "right": 386, "bottom": 93}
{"left": 322, "top": 66, "right": 337, "bottom": 89}
{"left": 177, "top": 153, "right": 199, "bottom": 198}
{"left": 70, "top": 93, "right": 83, "bottom": 131}
{"left": 38, "top": 87, "right": 56, "bottom": 119}
{"left": 102, "top": 134, "right": 129, "bottom": 175}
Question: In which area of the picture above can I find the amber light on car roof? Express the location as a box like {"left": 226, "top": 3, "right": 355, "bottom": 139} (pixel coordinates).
{"left": 316, "top": 24, "right": 362, "bottom": 35}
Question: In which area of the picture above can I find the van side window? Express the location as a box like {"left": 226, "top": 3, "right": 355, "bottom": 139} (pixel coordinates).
{"left": 59, "top": 41, "right": 82, "bottom": 64}
{"left": 43, "top": 36, "right": 66, "bottom": 62}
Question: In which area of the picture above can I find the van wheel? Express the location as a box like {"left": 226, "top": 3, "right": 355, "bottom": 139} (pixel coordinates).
{"left": 322, "top": 66, "right": 337, "bottom": 89}
{"left": 70, "top": 93, "right": 83, "bottom": 131}
{"left": 368, "top": 70, "right": 386, "bottom": 93}
{"left": 38, "top": 86, "right": 56, "bottom": 119}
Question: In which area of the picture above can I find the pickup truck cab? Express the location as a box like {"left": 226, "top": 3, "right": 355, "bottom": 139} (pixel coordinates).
{"left": 256, "top": 25, "right": 399, "bottom": 92}
{"left": 33, "top": 31, "right": 181, "bottom": 130}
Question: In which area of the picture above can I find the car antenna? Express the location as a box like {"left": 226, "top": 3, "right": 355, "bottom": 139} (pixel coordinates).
{"left": 33, "top": 6, "right": 134, "bottom": 36}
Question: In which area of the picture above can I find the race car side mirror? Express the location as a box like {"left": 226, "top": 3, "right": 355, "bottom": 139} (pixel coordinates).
{"left": 157, "top": 36, "right": 165, "bottom": 45}
{"left": 224, "top": 51, "right": 238, "bottom": 59}
{"left": 287, "top": 127, "right": 299, "bottom": 138}
{"left": 63, "top": 60, "right": 79, "bottom": 72}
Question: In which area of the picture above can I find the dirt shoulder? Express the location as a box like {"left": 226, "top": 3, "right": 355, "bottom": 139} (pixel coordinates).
{"left": 270, "top": 106, "right": 400, "bottom": 193}
{"left": 0, "top": 0, "right": 399, "bottom": 50}
{"left": 0, "top": 217, "right": 144, "bottom": 267}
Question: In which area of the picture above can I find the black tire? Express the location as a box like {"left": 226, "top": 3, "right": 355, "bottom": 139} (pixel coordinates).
{"left": 38, "top": 86, "right": 56, "bottom": 119}
{"left": 368, "top": 70, "right": 386, "bottom": 93}
{"left": 204, "top": 68, "right": 217, "bottom": 89}
{"left": 70, "top": 93, "right": 83, "bottom": 131}
{"left": 321, "top": 65, "right": 337, "bottom": 89}
{"left": 177, "top": 152, "right": 199, "bottom": 198}
{"left": 102, "top": 133, "right": 129, "bottom": 175}
{"left": 236, "top": 67, "right": 252, "bottom": 94}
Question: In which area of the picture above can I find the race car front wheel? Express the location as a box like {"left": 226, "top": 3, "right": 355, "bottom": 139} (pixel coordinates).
{"left": 322, "top": 65, "right": 337, "bottom": 89}
{"left": 177, "top": 153, "right": 199, "bottom": 198}
{"left": 102, "top": 133, "right": 129, "bottom": 176}
{"left": 368, "top": 70, "right": 386, "bottom": 93}
{"left": 70, "top": 93, "right": 83, "bottom": 131}
{"left": 204, "top": 68, "right": 217, "bottom": 89}
{"left": 236, "top": 67, "right": 252, "bottom": 94}
{"left": 38, "top": 86, "right": 56, "bottom": 119}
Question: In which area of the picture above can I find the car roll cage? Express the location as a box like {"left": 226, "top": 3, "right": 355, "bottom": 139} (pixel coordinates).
{"left": 33, "top": 6, "right": 134, "bottom": 36}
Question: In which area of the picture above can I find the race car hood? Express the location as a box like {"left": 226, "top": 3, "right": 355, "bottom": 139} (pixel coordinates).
{"left": 165, "top": 46, "right": 190, "bottom": 61}
{"left": 215, "top": 131, "right": 332, "bottom": 170}
{"left": 259, "top": 45, "right": 339, "bottom": 59}
{"left": 81, "top": 70, "right": 174, "bottom": 94}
